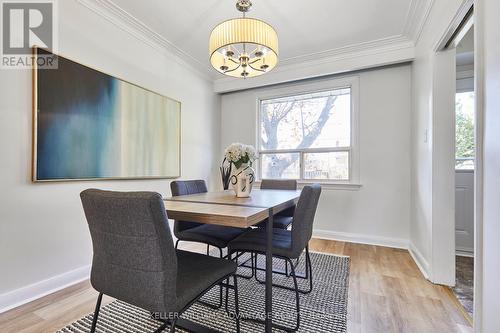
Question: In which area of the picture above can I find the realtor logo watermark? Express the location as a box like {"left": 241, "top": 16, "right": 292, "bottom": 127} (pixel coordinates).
{"left": 1, "top": 0, "right": 58, "bottom": 69}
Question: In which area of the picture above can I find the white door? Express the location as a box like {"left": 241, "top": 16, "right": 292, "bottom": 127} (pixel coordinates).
{"left": 455, "top": 170, "right": 474, "bottom": 255}
{"left": 431, "top": 48, "right": 457, "bottom": 285}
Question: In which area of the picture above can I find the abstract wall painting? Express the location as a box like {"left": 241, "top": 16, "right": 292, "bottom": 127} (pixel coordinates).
{"left": 32, "top": 48, "right": 181, "bottom": 181}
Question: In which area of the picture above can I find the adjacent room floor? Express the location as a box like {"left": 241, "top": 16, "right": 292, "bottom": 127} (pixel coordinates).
{"left": 0, "top": 240, "right": 473, "bottom": 333}
{"left": 453, "top": 255, "right": 474, "bottom": 318}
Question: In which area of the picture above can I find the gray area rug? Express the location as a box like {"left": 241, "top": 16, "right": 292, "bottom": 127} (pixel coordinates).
{"left": 57, "top": 252, "right": 349, "bottom": 332}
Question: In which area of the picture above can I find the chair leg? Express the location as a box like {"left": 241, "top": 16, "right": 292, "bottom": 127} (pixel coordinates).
{"left": 152, "top": 321, "right": 169, "bottom": 333}
{"left": 169, "top": 317, "right": 178, "bottom": 333}
{"left": 197, "top": 246, "right": 224, "bottom": 309}
{"left": 90, "top": 293, "right": 103, "bottom": 333}
{"left": 225, "top": 276, "right": 230, "bottom": 313}
{"left": 286, "top": 257, "right": 301, "bottom": 332}
{"left": 233, "top": 275, "right": 241, "bottom": 333}
{"left": 241, "top": 257, "right": 301, "bottom": 332}
{"left": 305, "top": 246, "right": 313, "bottom": 292}
{"left": 254, "top": 247, "right": 314, "bottom": 294}
{"left": 231, "top": 251, "right": 254, "bottom": 280}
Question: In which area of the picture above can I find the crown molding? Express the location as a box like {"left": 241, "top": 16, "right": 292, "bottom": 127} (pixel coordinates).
{"left": 213, "top": 37, "right": 415, "bottom": 93}
{"left": 76, "top": 0, "right": 215, "bottom": 81}
{"left": 77, "top": 0, "right": 435, "bottom": 87}
{"left": 278, "top": 34, "right": 412, "bottom": 68}
{"left": 403, "top": 0, "right": 435, "bottom": 43}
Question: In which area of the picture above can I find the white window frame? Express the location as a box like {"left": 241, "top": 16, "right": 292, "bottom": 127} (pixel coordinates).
{"left": 256, "top": 76, "right": 360, "bottom": 187}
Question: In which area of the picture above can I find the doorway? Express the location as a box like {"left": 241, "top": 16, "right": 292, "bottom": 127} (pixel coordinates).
{"left": 431, "top": 2, "right": 476, "bottom": 323}
{"left": 453, "top": 24, "right": 475, "bottom": 320}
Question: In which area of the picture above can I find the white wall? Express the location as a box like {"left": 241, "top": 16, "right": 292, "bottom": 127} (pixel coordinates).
{"left": 221, "top": 65, "right": 411, "bottom": 247}
{"left": 409, "top": 0, "right": 468, "bottom": 281}
{"left": 476, "top": 0, "right": 500, "bottom": 330}
{"left": 0, "top": 0, "right": 220, "bottom": 311}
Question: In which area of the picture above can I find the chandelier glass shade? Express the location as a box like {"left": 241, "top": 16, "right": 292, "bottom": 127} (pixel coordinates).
{"left": 209, "top": 5, "right": 278, "bottom": 78}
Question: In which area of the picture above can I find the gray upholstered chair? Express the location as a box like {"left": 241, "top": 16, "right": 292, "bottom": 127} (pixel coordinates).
{"left": 258, "top": 179, "right": 298, "bottom": 229}
{"left": 228, "top": 184, "right": 321, "bottom": 332}
{"left": 171, "top": 180, "right": 248, "bottom": 257}
{"left": 80, "top": 189, "right": 240, "bottom": 333}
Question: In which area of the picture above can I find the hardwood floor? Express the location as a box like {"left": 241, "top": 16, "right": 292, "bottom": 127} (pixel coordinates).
{"left": 0, "top": 239, "right": 472, "bottom": 333}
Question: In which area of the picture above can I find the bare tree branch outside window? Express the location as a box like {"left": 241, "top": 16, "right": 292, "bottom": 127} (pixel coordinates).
{"left": 261, "top": 95, "right": 338, "bottom": 178}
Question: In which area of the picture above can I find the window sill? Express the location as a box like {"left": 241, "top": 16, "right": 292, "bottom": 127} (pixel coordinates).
{"left": 254, "top": 180, "right": 362, "bottom": 191}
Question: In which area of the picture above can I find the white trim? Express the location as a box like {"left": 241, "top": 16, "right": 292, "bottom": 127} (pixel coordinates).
{"left": 434, "top": 0, "right": 474, "bottom": 52}
{"left": 312, "top": 229, "right": 408, "bottom": 250}
{"left": 214, "top": 41, "right": 415, "bottom": 93}
{"left": 473, "top": 2, "right": 484, "bottom": 330}
{"left": 0, "top": 265, "right": 91, "bottom": 314}
{"left": 255, "top": 76, "right": 360, "bottom": 185}
{"left": 409, "top": 242, "right": 431, "bottom": 279}
{"left": 311, "top": 233, "right": 431, "bottom": 282}
{"left": 430, "top": 48, "right": 457, "bottom": 286}
{"left": 75, "top": 0, "right": 435, "bottom": 89}
{"left": 278, "top": 35, "right": 411, "bottom": 68}
{"left": 403, "top": 0, "right": 435, "bottom": 43}
{"left": 254, "top": 180, "right": 362, "bottom": 191}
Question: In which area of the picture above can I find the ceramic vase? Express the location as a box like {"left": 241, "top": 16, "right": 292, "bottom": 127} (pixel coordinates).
{"left": 230, "top": 164, "right": 255, "bottom": 197}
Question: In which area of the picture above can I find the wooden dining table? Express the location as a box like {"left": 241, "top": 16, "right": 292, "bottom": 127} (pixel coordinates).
{"left": 164, "top": 188, "right": 301, "bottom": 333}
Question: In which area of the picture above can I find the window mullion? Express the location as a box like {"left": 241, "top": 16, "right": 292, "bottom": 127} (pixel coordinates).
{"left": 300, "top": 151, "right": 305, "bottom": 180}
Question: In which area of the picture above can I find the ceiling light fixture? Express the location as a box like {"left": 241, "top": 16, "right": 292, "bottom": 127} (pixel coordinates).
{"left": 209, "top": 0, "right": 279, "bottom": 78}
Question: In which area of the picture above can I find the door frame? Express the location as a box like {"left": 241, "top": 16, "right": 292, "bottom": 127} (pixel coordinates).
{"left": 431, "top": 0, "right": 482, "bottom": 330}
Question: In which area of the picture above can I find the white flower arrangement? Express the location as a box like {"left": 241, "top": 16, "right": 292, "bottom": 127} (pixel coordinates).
{"left": 224, "top": 143, "right": 257, "bottom": 169}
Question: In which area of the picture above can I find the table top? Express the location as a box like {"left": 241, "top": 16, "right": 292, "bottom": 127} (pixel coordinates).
{"left": 163, "top": 189, "right": 301, "bottom": 227}
{"left": 165, "top": 189, "right": 300, "bottom": 209}
{"left": 164, "top": 200, "right": 269, "bottom": 228}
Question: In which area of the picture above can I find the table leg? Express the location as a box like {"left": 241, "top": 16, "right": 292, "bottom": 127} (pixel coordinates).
{"left": 265, "top": 208, "right": 273, "bottom": 332}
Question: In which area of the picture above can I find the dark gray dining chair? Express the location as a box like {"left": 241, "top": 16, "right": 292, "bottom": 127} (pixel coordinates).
{"left": 80, "top": 189, "right": 240, "bottom": 333}
{"left": 258, "top": 179, "right": 298, "bottom": 229}
{"left": 171, "top": 180, "right": 253, "bottom": 302}
{"left": 171, "top": 180, "right": 248, "bottom": 257}
{"left": 228, "top": 184, "right": 321, "bottom": 332}
{"left": 252, "top": 179, "right": 298, "bottom": 277}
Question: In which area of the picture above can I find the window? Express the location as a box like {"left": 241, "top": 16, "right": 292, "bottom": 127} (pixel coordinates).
{"left": 258, "top": 85, "right": 356, "bottom": 182}
{"left": 455, "top": 91, "right": 475, "bottom": 170}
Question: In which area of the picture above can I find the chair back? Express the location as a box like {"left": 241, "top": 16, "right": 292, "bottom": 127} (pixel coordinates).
{"left": 260, "top": 179, "right": 297, "bottom": 191}
{"left": 261, "top": 179, "right": 298, "bottom": 217}
{"left": 170, "top": 180, "right": 207, "bottom": 235}
{"left": 291, "top": 184, "right": 322, "bottom": 255}
{"left": 80, "top": 189, "right": 177, "bottom": 313}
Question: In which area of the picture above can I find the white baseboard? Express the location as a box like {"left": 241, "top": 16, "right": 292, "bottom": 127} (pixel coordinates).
{"left": 0, "top": 265, "right": 91, "bottom": 314}
{"left": 312, "top": 229, "right": 409, "bottom": 249}
{"left": 408, "top": 242, "right": 430, "bottom": 279}
{"left": 311, "top": 230, "right": 431, "bottom": 281}
{"left": 0, "top": 233, "right": 432, "bottom": 314}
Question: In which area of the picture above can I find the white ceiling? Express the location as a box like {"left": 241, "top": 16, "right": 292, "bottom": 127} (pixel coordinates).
{"left": 104, "top": 0, "right": 430, "bottom": 79}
